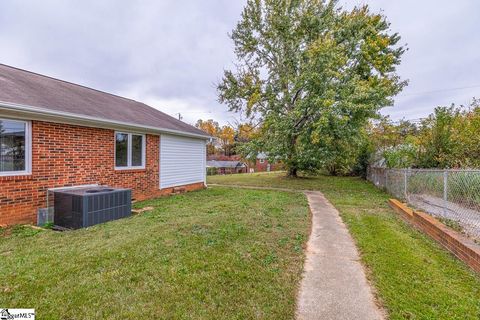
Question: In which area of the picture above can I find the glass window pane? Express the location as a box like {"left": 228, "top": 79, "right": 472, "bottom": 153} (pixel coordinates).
{"left": 115, "top": 133, "right": 128, "bottom": 167}
{"left": 0, "top": 120, "right": 26, "bottom": 172}
{"left": 132, "top": 135, "right": 143, "bottom": 167}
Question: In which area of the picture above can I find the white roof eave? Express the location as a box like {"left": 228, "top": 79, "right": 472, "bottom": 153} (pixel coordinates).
{"left": 0, "top": 101, "right": 211, "bottom": 140}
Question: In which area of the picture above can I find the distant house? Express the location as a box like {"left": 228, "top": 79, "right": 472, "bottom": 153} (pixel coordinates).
{"left": 0, "top": 64, "right": 210, "bottom": 225}
{"left": 253, "top": 152, "right": 281, "bottom": 172}
{"left": 206, "top": 160, "right": 247, "bottom": 175}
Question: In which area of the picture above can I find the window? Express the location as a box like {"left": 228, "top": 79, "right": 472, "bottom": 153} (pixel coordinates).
{"left": 115, "top": 132, "right": 145, "bottom": 169}
{"left": 0, "top": 119, "right": 31, "bottom": 176}
{"left": 131, "top": 134, "right": 143, "bottom": 167}
{"left": 115, "top": 133, "right": 128, "bottom": 167}
{"left": 259, "top": 159, "right": 265, "bottom": 164}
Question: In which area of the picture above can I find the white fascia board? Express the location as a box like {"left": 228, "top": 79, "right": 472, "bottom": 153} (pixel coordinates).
{"left": 0, "top": 101, "right": 211, "bottom": 140}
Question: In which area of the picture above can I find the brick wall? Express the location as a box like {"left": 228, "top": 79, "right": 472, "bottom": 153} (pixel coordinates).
{"left": 255, "top": 159, "right": 281, "bottom": 172}
{"left": 0, "top": 120, "right": 205, "bottom": 225}
{"left": 255, "top": 159, "right": 268, "bottom": 172}
{"left": 389, "top": 199, "right": 480, "bottom": 274}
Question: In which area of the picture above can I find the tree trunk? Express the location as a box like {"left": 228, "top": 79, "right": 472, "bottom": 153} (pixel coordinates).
{"left": 328, "top": 165, "right": 338, "bottom": 176}
{"left": 288, "top": 167, "right": 298, "bottom": 177}
{"left": 286, "top": 134, "right": 299, "bottom": 177}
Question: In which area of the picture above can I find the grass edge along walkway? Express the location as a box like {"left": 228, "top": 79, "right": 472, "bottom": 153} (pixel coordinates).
{"left": 0, "top": 187, "right": 310, "bottom": 319}
{"left": 207, "top": 173, "right": 480, "bottom": 320}
{"left": 298, "top": 191, "right": 383, "bottom": 319}
{"left": 210, "top": 183, "right": 384, "bottom": 319}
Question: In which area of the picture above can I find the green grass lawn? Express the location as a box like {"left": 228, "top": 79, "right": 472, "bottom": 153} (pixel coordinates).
{"left": 0, "top": 187, "right": 309, "bottom": 319}
{"left": 209, "top": 172, "right": 480, "bottom": 320}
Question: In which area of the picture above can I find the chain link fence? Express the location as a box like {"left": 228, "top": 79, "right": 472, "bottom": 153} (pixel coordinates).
{"left": 367, "top": 167, "right": 480, "bottom": 239}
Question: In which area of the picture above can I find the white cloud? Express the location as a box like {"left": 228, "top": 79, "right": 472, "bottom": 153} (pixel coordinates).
{"left": 342, "top": 0, "right": 480, "bottom": 120}
{"left": 0, "top": 0, "right": 245, "bottom": 125}
{"left": 0, "top": 0, "right": 478, "bottom": 124}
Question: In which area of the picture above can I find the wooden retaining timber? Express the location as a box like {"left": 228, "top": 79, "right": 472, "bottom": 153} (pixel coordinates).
{"left": 389, "top": 199, "right": 480, "bottom": 274}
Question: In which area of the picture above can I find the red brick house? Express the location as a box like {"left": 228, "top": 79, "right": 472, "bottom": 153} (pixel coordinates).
{"left": 254, "top": 152, "right": 281, "bottom": 172}
{"left": 0, "top": 64, "right": 210, "bottom": 226}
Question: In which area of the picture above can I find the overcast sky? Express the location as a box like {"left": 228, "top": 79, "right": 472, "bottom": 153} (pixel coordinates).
{"left": 0, "top": 1, "right": 479, "bottom": 125}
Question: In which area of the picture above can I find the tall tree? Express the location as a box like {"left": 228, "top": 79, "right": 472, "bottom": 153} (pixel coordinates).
{"left": 217, "top": 125, "right": 235, "bottom": 156}
{"left": 236, "top": 122, "right": 258, "bottom": 143}
{"left": 195, "top": 119, "right": 220, "bottom": 155}
{"left": 218, "top": 0, "right": 406, "bottom": 176}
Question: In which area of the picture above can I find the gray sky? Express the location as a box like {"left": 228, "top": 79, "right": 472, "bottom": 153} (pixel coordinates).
{"left": 342, "top": 0, "right": 480, "bottom": 121}
{"left": 0, "top": 1, "right": 479, "bottom": 125}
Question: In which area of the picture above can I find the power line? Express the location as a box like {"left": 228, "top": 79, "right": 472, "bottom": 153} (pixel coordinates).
{"left": 398, "top": 84, "right": 480, "bottom": 97}
{"left": 371, "top": 117, "right": 425, "bottom": 125}
{"left": 174, "top": 111, "right": 213, "bottom": 114}
{"left": 389, "top": 118, "right": 424, "bottom": 124}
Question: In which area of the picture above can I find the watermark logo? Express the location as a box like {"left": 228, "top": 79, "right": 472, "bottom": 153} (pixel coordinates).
{"left": 0, "top": 309, "right": 35, "bottom": 320}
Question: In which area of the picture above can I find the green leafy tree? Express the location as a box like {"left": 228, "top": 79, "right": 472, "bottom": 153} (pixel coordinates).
{"left": 367, "top": 98, "right": 480, "bottom": 169}
{"left": 416, "top": 99, "right": 480, "bottom": 169}
{"left": 417, "top": 106, "right": 458, "bottom": 168}
{"left": 218, "top": 0, "right": 406, "bottom": 176}
{"left": 368, "top": 116, "right": 419, "bottom": 168}
{"left": 383, "top": 143, "right": 418, "bottom": 168}
{"left": 454, "top": 98, "right": 480, "bottom": 167}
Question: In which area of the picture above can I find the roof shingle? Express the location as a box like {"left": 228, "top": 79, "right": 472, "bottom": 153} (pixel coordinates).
{"left": 0, "top": 64, "right": 208, "bottom": 137}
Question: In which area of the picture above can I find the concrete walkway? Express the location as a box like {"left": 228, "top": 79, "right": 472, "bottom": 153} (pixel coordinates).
{"left": 210, "top": 184, "right": 384, "bottom": 320}
{"left": 297, "top": 191, "right": 383, "bottom": 320}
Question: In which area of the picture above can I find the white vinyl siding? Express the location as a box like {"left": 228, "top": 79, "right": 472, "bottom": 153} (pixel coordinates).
{"left": 160, "top": 134, "right": 206, "bottom": 189}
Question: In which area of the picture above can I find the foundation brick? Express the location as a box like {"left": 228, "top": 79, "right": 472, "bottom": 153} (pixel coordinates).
{"left": 389, "top": 199, "right": 480, "bottom": 274}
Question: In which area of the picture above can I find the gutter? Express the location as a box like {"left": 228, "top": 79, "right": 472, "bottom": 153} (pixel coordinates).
{"left": 0, "top": 101, "right": 211, "bottom": 139}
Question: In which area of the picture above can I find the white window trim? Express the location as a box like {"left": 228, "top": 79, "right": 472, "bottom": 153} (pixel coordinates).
{"left": 0, "top": 118, "right": 32, "bottom": 177}
{"left": 114, "top": 131, "right": 146, "bottom": 170}
{"left": 259, "top": 159, "right": 265, "bottom": 164}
